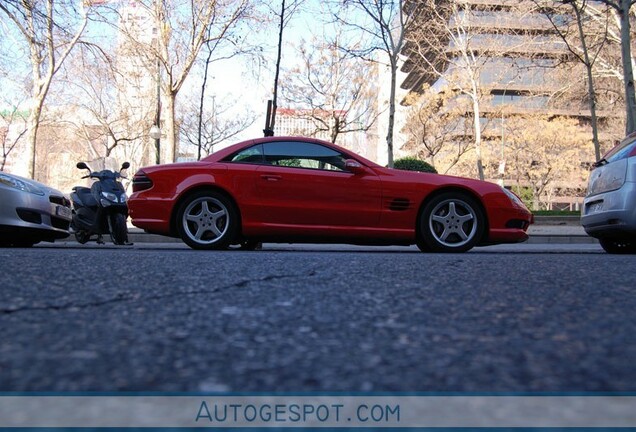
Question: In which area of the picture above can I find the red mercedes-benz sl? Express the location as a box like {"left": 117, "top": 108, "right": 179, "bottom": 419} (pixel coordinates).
{"left": 128, "top": 136, "right": 532, "bottom": 252}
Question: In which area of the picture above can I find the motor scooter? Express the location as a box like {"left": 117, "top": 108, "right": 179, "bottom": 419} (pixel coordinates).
{"left": 70, "top": 161, "right": 132, "bottom": 245}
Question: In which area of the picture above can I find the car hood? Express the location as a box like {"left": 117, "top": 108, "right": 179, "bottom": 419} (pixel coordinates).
{"left": 377, "top": 166, "right": 501, "bottom": 192}
{"left": 1, "top": 172, "right": 65, "bottom": 196}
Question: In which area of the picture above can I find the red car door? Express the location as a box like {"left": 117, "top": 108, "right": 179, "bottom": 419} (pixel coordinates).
{"left": 253, "top": 141, "right": 382, "bottom": 229}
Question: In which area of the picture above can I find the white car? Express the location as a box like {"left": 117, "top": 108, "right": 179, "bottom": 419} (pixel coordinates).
{"left": 581, "top": 133, "right": 636, "bottom": 253}
{"left": 0, "top": 172, "right": 72, "bottom": 247}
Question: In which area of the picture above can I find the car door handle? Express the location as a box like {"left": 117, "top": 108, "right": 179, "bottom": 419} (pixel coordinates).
{"left": 260, "top": 174, "right": 282, "bottom": 181}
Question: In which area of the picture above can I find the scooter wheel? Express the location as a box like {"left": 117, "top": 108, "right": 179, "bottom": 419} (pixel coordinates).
{"left": 109, "top": 213, "right": 128, "bottom": 245}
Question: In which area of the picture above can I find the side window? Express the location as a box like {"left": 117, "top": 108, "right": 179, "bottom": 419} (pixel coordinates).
{"left": 226, "top": 144, "right": 264, "bottom": 164}
{"left": 263, "top": 142, "right": 347, "bottom": 172}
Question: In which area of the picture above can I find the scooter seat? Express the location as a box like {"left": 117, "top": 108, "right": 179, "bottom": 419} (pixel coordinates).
{"left": 73, "top": 187, "right": 98, "bottom": 207}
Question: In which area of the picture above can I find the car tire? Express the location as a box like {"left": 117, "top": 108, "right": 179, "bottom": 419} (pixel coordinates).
{"left": 109, "top": 213, "right": 128, "bottom": 245}
{"left": 418, "top": 192, "right": 485, "bottom": 253}
{"left": 177, "top": 191, "right": 238, "bottom": 250}
{"left": 599, "top": 237, "right": 636, "bottom": 254}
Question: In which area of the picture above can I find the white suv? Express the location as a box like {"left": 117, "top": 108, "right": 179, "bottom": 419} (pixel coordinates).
{"left": 581, "top": 133, "right": 636, "bottom": 253}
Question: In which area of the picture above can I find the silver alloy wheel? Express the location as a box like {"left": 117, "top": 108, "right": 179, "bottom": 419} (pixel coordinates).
{"left": 428, "top": 198, "right": 478, "bottom": 248}
{"left": 181, "top": 196, "right": 229, "bottom": 245}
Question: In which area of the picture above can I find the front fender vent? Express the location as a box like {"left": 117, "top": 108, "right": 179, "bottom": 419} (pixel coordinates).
{"left": 388, "top": 198, "right": 411, "bottom": 211}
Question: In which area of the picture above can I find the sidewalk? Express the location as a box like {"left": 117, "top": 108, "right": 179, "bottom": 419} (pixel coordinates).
{"left": 526, "top": 215, "right": 595, "bottom": 244}
{"left": 122, "top": 216, "right": 597, "bottom": 245}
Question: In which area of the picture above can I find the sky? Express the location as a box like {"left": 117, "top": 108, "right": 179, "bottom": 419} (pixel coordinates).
{"left": 0, "top": 0, "right": 369, "bottom": 147}
{"left": 201, "top": 0, "right": 347, "bottom": 142}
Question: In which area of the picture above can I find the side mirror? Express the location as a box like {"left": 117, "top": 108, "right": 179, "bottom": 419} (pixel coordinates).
{"left": 76, "top": 162, "right": 89, "bottom": 170}
{"left": 345, "top": 159, "right": 366, "bottom": 175}
{"left": 121, "top": 162, "right": 130, "bottom": 170}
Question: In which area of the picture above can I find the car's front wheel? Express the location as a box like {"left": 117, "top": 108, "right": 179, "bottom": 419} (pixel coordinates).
{"left": 418, "top": 192, "right": 485, "bottom": 253}
{"left": 177, "top": 191, "right": 238, "bottom": 250}
{"left": 599, "top": 237, "right": 636, "bottom": 254}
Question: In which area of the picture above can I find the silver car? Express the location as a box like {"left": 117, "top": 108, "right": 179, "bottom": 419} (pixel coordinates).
{"left": 581, "top": 134, "right": 636, "bottom": 253}
{"left": 0, "top": 172, "right": 72, "bottom": 247}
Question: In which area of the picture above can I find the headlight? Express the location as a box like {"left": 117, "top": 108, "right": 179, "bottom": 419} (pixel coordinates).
{"left": 0, "top": 173, "right": 45, "bottom": 195}
{"left": 101, "top": 191, "right": 118, "bottom": 202}
{"left": 120, "top": 194, "right": 127, "bottom": 203}
{"left": 501, "top": 187, "right": 526, "bottom": 208}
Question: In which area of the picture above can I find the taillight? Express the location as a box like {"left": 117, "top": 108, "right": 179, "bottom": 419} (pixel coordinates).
{"left": 132, "top": 171, "right": 153, "bottom": 192}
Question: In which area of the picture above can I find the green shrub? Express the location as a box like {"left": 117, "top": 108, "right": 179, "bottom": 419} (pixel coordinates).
{"left": 394, "top": 157, "right": 438, "bottom": 174}
{"left": 510, "top": 186, "right": 534, "bottom": 210}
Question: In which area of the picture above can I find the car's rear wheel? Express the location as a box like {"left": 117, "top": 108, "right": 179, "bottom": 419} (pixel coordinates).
{"left": 418, "top": 192, "right": 485, "bottom": 253}
{"left": 177, "top": 191, "right": 238, "bottom": 250}
{"left": 599, "top": 237, "right": 636, "bottom": 254}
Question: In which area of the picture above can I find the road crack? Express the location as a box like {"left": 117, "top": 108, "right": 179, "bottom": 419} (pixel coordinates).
{"left": 0, "top": 270, "right": 318, "bottom": 315}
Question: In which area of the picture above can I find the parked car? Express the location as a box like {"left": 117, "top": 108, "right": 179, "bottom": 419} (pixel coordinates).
{"left": 0, "top": 172, "right": 72, "bottom": 247}
{"left": 581, "top": 133, "right": 636, "bottom": 253}
{"left": 128, "top": 136, "right": 533, "bottom": 252}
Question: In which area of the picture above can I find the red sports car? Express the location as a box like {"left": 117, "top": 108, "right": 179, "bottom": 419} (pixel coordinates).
{"left": 128, "top": 136, "right": 532, "bottom": 252}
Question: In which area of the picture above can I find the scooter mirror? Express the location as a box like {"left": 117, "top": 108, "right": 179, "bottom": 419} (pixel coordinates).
{"left": 77, "top": 162, "right": 89, "bottom": 170}
{"left": 121, "top": 162, "right": 130, "bottom": 170}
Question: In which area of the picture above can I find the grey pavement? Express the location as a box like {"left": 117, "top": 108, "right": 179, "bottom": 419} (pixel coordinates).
{"left": 1, "top": 244, "right": 633, "bottom": 392}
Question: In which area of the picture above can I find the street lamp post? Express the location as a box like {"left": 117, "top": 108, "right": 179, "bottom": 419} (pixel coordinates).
{"left": 150, "top": 123, "right": 161, "bottom": 165}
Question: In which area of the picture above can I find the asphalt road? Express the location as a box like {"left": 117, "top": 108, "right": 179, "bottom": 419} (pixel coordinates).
{"left": 1, "top": 243, "right": 635, "bottom": 392}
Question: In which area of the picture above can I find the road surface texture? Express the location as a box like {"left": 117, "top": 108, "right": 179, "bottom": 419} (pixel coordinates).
{"left": 1, "top": 243, "right": 634, "bottom": 392}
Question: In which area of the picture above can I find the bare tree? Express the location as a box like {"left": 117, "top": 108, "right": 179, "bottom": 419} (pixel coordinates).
{"left": 538, "top": 0, "right": 612, "bottom": 161}
{"left": 0, "top": 106, "right": 29, "bottom": 171}
{"left": 0, "top": 0, "right": 88, "bottom": 179}
{"left": 504, "top": 115, "right": 592, "bottom": 210}
{"left": 337, "top": 0, "right": 418, "bottom": 167}
{"left": 405, "top": 0, "right": 532, "bottom": 180}
{"left": 180, "top": 95, "right": 256, "bottom": 158}
{"left": 57, "top": 45, "right": 150, "bottom": 161}
{"left": 193, "top": 23, "right": 262, "bottom": 160}
{"left": 105, "top": 0, "right": 252, "bottom": 164}
{"left": 402, "top": 85, "right": 471, "bottom": 173}
{"left": 593, "top": 0, "right": 636, "bottom": 134}
{"left": 263, "top": 0, "right": 304, "bottom": 135}
{"left": 280, "top": 34, "right": 379, "bottom": 143}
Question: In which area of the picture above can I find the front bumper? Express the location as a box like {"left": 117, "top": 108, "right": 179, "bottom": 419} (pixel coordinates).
{"left": 484, "top": 206, "right": 533, "bottom": 245}
{"left": 0, "top": 187, "right": 71, "bottom": 242}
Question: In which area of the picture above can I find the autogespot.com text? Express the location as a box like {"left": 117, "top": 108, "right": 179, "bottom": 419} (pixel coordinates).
{"left": 195, "top": 400, "right": 400, "bottom": 425}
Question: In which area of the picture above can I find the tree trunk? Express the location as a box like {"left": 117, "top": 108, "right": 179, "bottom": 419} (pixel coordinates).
{"left": 198, "top": 47, "right": 214, "bottom": 161}
{"left": 269, "top": 0, "right": 286, "bottom": 133}
{"left": 25, "top": 107, "right": 40, "bottom": 180}
{"left": 571, "top": 2, "right": 602, "bottom": 161}
{"left": 164, "top": 92, "right": 177, "bottom": 163}
{"left": 620, "top": 0, "right": 636, "bottom": 134}
{"left": 386, "top": 60, "right": 397, "bottom": 168}
{"left": 471, "top": 93, "right": 485, "bottom": 181}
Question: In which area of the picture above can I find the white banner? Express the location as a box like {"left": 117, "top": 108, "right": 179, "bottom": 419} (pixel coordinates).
{"left": 0, "top": 395, "right": 635, "bottom": 428}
